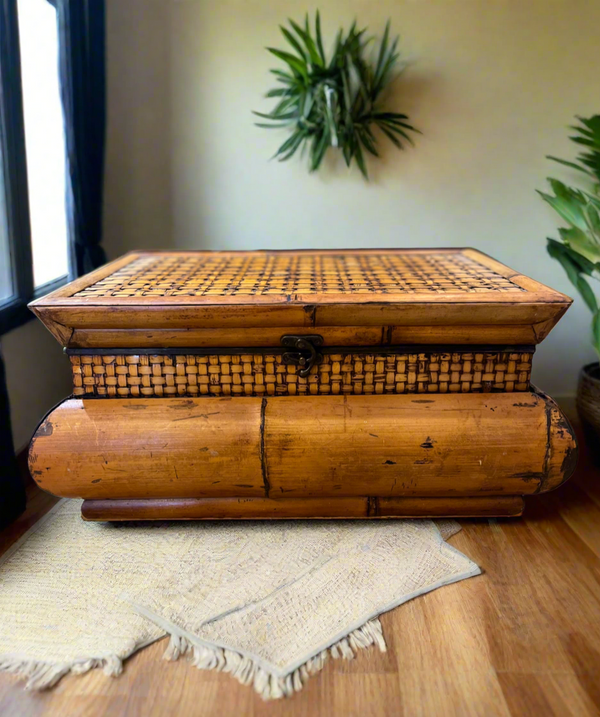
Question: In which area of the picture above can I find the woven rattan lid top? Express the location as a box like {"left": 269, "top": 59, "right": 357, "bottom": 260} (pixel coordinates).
{"left": 71, "top": 251, "right": 524, "bottom": 298}
{"left": 30, "top": 249, "right": 571, "bottom": 349}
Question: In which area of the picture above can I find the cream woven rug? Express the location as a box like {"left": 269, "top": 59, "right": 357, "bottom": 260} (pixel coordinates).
{"left": 0, "top": 499, "right": 480, "bottom": 699}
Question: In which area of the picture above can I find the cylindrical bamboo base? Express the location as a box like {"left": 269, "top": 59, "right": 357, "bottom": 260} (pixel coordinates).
{"left": 29, "top": 390, "right": 577, "bottom": 518}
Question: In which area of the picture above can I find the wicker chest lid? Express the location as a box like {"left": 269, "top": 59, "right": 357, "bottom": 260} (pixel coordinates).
{"left": 30, "top": 248, "right": 571, "bottom": 349}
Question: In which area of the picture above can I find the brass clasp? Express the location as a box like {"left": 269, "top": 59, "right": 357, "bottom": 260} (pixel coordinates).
{"left": 280, "top": 335, "right": 324, "bottom": 377}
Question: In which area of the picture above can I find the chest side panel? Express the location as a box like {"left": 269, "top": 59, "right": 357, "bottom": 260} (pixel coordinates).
{"left": 70, "top": 349, "right": 533, "bottom": 398}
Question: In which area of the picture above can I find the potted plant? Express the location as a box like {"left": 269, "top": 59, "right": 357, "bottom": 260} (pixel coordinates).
{"left": 538, "top": 115, "right": 600, "bottom": 444}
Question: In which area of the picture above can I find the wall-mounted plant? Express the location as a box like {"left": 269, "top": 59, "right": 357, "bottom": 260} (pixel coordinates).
{"left": 254, "top": 12, "right": 419, "bottom": 179}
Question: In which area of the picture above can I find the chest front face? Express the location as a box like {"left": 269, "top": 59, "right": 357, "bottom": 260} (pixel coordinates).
{"left": 28, "top": 248, "right": 577, "bottom": 521}
{"left": 30, "top": 248, "right": 569, "bottom": 399}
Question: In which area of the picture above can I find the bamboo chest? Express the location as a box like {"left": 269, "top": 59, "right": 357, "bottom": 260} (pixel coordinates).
{"left": 28, "top": 248, "right": 577, "bottom": 521}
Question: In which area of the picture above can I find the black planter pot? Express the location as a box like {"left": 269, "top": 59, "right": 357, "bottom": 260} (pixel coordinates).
{"left": 577, "top": 362, "right": 600, "bottom": 464}
{"left": 0, "top": 353, "right": 25, "bottom": 529}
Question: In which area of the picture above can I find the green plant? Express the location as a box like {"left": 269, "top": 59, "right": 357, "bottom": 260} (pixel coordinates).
{"left": 254, "top": 12, "right": 419, "bottom": 179}
{"left": 538, "top": 115, "right": 600, "bottom": 357}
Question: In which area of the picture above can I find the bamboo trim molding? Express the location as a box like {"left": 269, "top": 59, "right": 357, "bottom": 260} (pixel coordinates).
{"left": 66, "top": 343, "right": 535, "bottom": 356}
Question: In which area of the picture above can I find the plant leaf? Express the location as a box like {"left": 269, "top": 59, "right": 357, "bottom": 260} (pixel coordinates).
{"left": 547, "top": 240, "right": 599, "bottom": 315}
{"left": 375, "top": 43, "right": 399, "bottom": 96}
{"left": 310, "top": 129, "right": 329, "bottom": 172}
{"left": 288, "top": 18, "right": 323, "bottom": 68}
{"left": 254, "top": 122, "right": 293, "bottom": 129}
{"left": 267, "top": 48, "right": 308, "bottom": 80}
{"left": 269, "top": 69, "right": 300, "bottom": 85}
{"left": 546, "top": 156, "right": 594, "bottom": 177}
{"left": 557, "top": 227, "right": 600, "bottom": 265}
{"left": 342, "top": 139, "right": 353, "bottom": 167}
{"left": 542, "top": 116, "right": 600, "bottom": 348}
{"left": 372, "top": 113, "right": 420, "bottom": 133}
{"left": 276, "top": 130, "right": 307, "bottom": 161}
{"left": 253, "top": 110, "right": 298, "bottom": 121}
{"left": 329, "top": 28, "right": 343, "bottom": 70}
{"left": 266, "top": 88, "right": 293, "bottom": 98}
{"left": 577, "top": 115, "right": 600, "bottom": 133}
{"left": 315, "top": 10, "right": 326, "bottom": 64}
{"left": 371, "top": 112, "right": 409, "bottom": 120}
{"left": 551, "top": 234, "right": 599, "bottom": 274}
{"left": 373, "top": 20, "right": 390, "bottom": 89}
{"left": 547, "top": 240, "right": 582, "bottom": 288}
{"left": 547, "top": 115, "right": 600, "bottom": 185}
{"left": 571, "top": 136, "right": 600, "bottom": 150}
{"left": 301, "top": 89, "right": 315, "bottom": 119}
{"left": 273, "top": 130, "right": 303, "bottom": 156}
{"left": 354, "top": 140, "right": 368, "bottom": 179}
{"left": 587, "top": 204, "right": 600, "bottom": 234}
{"left": 378, "top": 123, "right": 404, "bottom": 149}
{"left": 568, "top": 126, "right": 598, "bottom": 142}
{"left": 372, "top": 25, "right": 402, "bottom": 100}
{"left": 593, "top": 309, "right": 600, "bottom": 357}
{"left": 356, "top": 126, "right": 379, "bottom": 157}
{"left": 537, "top": 184, "right": 588, "bottom": 232}
{"left": 577, "top": 274, "right": 599, "bottom": 313}
{"left": 279, "top": 27, "right": 307, "bottom": 62}
{"left": 376, "top": 120, "right": 414, "bottom": 146}
{"left": 267, "top": 96, "right": 298, "bottom": 117}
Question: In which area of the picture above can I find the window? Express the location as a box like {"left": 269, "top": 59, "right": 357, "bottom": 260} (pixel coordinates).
{"left": 18, "top": 0, "right": 69, "bottom": 288}
{"left": 0, "top": 0, "right": 71, "bottom": 335}
{"left": 0, "top": 152, "right": 12, "bottom": 304}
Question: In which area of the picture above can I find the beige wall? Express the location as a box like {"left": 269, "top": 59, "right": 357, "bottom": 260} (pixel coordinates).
{"left": 99, "top": 0, "right": 598, "bottom": 397}
{"left": 2, "top": 320, "right": 71, "bottom": 452}
{"left": 10, "top": 0, "right": 596, "bottom": 454}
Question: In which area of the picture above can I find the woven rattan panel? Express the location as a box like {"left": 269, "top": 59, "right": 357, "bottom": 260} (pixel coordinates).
{"left": 73, "top": 253, "right": 524, "bottom": 297}
{"left": 71, "top": 352, "right": 532, "bottom": 397}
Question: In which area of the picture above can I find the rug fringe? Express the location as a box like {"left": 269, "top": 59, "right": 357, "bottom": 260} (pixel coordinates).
{"left": 0, "top": 654, "right": 123, "bottom": 691}
{"left": 162, "top": 617, "right": 387, "bottom": 700}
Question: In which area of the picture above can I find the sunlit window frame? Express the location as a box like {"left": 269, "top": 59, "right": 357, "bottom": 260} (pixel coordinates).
{"left": 0, "top": 0, "right": 74, "bottom": 336}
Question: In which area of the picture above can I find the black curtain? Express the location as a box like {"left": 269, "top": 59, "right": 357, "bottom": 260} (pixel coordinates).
{"left": 0, "top": 1, "right": 106, "bottom": 528}
{"left": 52, "top": 0, "right": 107, "bottom": 275}
{"left": 0, "top": 351, "right": 25, "bottom": 529}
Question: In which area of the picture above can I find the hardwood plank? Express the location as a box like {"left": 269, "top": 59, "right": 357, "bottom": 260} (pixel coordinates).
{"left": 400, "top": 670, "right": 510, "bottom": 717}
{"left": 391, "top": 573, "right": 497, "bottom": 675}
{"left": 331, "top": 674, "right": 402, "bottom": 717}
{"left": 498, "top": 670, "right": 600, "bottom": 717}
{"left": 497, "top": 672, "right": 568, "bottom": 717}
{"left": 545, "top": 483, "right": 600, "bottom": 557}
{"left": 542, "top": 673, "right": 600, "bottom": 717}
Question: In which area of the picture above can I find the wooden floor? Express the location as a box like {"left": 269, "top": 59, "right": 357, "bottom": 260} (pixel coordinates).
{"left": 1, "top": 409, "right": 600, "bottom": 716}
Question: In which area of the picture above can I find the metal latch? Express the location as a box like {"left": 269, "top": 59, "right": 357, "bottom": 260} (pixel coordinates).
{"left": 281, "top": 335, "right": 324, "bottom": 377}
